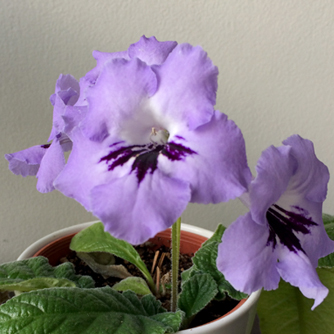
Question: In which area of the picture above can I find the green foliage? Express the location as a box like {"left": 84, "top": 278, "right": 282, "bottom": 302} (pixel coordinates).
{"left": 178, "top": 273, "right": 217, "bottom": 319}
{"left": 257, "top": 213, "right": 334, "bottom": 334}
{"left": 318, "top": 214, "right": 334, "bottom": 267}
{"left": 0, "top": 257, "right": 94, "bottom": 292}
{"left": 70, "top": 222, "right": 155, "bottom": 291}
{"left": 182, "top": 224, "right": 247, "bottom": 301}
{"left": 112, "top": 277, "right": 152, "bottom": 295}
{"left": 0, "top": 287, "right": 183, "bottom": 334}
{"left": 258, "top": 268, "right": 334, "bottom": 334}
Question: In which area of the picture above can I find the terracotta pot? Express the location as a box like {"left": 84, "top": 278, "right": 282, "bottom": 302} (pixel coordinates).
{"left": 18, "top": 222, "right": 261, "bottom": 334}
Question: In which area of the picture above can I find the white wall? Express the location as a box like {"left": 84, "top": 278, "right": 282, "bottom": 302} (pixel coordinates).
{"left": 1, "top": 1, "right": 334, "bottom": 263}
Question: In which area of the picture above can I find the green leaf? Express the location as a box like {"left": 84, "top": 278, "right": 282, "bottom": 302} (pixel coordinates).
{"left": 112, "top": 277, "right": 152, "bottom": 295}
{"left": 70, "top": 222, "right": 155, "bottom": 291}
{"left": 0, "top": 287, "right": 182, "bottom": 334}
{"left": 152, "top": 310, "right": 184, "bottom": 333}
{"left": 0, "top": 257, "right": 94, "bottom": 292}
{"left": 178, "top": 273, "right": 218, "bottom": 319}
{"left": 202, "top": 224, "right": 226, "bottom": 246}
{"left": 257, "top": 268, "right": 334, "bottom": 334}
{"left": 0, "top": 277, "right": 76, "bottom": 292}
{"left": 181, "top": 264, "right": 199, "bottom": 283}
{"left": 322, "top": 213, "right": 334, "bottom": 227}
{"left": 191, "top": 224, "right": 247, "bottom": 300}
{"left": 77, "top": 252, "right": 132, "bottom": 279}
{"left": 318, "top": 213, "right": 334, "bottom": 268}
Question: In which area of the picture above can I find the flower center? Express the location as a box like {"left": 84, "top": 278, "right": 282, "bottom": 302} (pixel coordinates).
{"left": 266, "top": 204, "right": 317, "bottom": 253}
{"left": 150, "top": 127, "right": 170, "bottom": 145}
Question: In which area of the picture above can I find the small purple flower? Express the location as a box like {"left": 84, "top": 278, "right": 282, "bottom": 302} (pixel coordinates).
{"left": 217, "top": 135, "right": 334, "bottom": 309}
{"left": 54, "top": 37, "right": 252, "bottom": 244}
{"left": 5, "top": 74, "right": 81, "bottom": 192}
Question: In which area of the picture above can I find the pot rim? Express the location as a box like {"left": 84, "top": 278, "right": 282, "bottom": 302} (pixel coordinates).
{"left": 17, "top": 221, "right": 261, "bottom": 333}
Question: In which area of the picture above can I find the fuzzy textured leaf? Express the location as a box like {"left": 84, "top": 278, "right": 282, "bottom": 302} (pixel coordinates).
{"left": 191, "top": 224, "right": 247, "bottom": 300}
{"left": 112, "top": 277, "right": 152, "bottom": 295}
{"left": 77, "top": 252, "right": 132, "bottom": 279}
{"left": 70, "top": 223, "right": 152, "bottom": 281}
{"left": 0, "top": 277, "right": 76, "bottom": 292}
{"left": 178, "top": 273, "right": 217, "bottom": 319}
{"left": 0, "top": 287, "right": 182, "bottom": 334}
{"left": 0, "top": 257, "right": 94, "bottom": 292}
{"left": 258, "top": 268, "right": 334, "bottom": 334}
{"left": 319, "top": 214, "right": 334, "bottom": 267}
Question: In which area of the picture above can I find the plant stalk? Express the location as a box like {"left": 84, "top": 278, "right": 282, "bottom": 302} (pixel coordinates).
{"left": 171, "top": 217, "right": 181, "bottom": 312}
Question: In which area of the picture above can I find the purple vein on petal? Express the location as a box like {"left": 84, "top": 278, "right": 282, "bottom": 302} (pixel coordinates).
{"left": 99, "top": 141, "right": 197, "bottom": 183}
{"left": 266, "top": 204, "right": 317, "bottom": 253}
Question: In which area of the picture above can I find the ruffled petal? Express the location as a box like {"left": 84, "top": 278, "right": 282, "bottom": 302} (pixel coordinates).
{"left": 53, "top": 127, "right": 110, "bottom": 211}
{"left": 5, "top": 145, "right": 47, "bottom": 177}
{"left": 276, "top": 247, "right": 329, "bottom": 310}
{"left": 250, "top": 144, "right": 295, "bottom": 225}
{"left": 221, "top": 134, "right": 334, "bottom": 308}
{"left": 150, "top": 43, "right": 218, "bottom": 130}
{"left": 36, "top": 138, "right": 65, "bottom": 193}
{"left": 274, "top": 135, "right": 334, "bottom": 266}
{"left": 48, "top": 74, "right": 80, "bottom": 141}
{"left": 62, "top": 105, "right": 88, "bottom": 137}
{"left": 160, "top": 111, "right": 251, "bottom": 203}
{"left": 128, "top": 36, "right": 177, "bottom": 66}
{"left": 75, "top": 49, "right": 129, "bottom": 106}
{"left": 283, "top": 135, "right": 330, "bottom": 204}
{"left": 217, "top": 213, "right": 280, "bottom": 293}
{"left": 82, "top": 58, "right": 158, "bottom": 141}
{"left": 90, "top": 170, "right": 191, "bottom": 244}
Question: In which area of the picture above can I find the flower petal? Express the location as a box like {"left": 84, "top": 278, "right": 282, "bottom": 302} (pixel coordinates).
{"left": 160, "top": 111, "right": 252, "bottom": 203}
{"left": 5, "top": 145, "right": 47, "bottom": 177}
{"left": 75, "top": 49, "right": 129, "bottom": 106}
{"left": 48, "top": 74, "right": 80, "bottom": 141}
{"left": 275, "top": 136, "right": 333, "bottom": 266}
{"left": 53, "top": 127, "right": 110, "bottom": 211}
{"left": 150, "top": 43, "right": 218, "bottom": 130}
{"left": 90, "top": 170, "right": 191, "bottom": 244}
{"left": 283, "top": 135, "right": 330, "bottom": 203}
{"left": 217, "top": 213, "right": 280, "bottom": 293}
{"left": 250, "top": 144, "right": 295, "bottom": 226}
{"left": 276, "top": 247, "right": 329, "bottom": 310}
{"left": 128, "top": 35, "right": 177, "bottom": 66}
{"left": 82, "top": 58, "right": 158, "bottom": 141}
{"left": 36, "top": 138, "right": 66, "bottom": 193}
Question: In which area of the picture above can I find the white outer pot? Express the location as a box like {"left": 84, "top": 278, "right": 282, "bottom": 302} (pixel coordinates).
{"left": 18, "top": 222, "right": 261, "bottom": 334}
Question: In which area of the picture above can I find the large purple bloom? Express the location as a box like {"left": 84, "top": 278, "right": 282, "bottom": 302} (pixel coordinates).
{"left": 5, "top": 74, "right": 81, "bottom": 192}
{"left": 54, "top": 37, "right": 252, "bottom": 244}
{"left": 217, "top": 135, "right": 334, "bottom": 309}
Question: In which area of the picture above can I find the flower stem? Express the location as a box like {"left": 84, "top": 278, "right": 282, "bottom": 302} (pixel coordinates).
{"left": 171, "top": 217, "right": 181, "bottom": 312}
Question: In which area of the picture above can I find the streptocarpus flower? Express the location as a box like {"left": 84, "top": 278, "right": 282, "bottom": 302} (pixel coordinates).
{"left": 5, "top": 74, "right": 81, "bottom": 192}
{"left": 217, "top": 135, "right": 334, "bottom": 309}
{"left": 54, "top": 37, "right": 252, "bottom": 244}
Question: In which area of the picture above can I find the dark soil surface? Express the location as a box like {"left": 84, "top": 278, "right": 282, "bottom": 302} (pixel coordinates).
{"left": 61, "top": 242, "right": 240, "bottom": 329}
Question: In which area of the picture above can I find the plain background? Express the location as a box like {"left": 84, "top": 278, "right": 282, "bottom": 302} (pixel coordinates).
{"left": 1, "top": 1, "right": 334, "bottom": 263}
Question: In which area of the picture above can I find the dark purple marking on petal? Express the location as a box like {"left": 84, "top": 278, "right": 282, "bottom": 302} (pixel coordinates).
{"left": 41, "top": 144, "right": 51, "bottom": 149}
{"left": 131, "top": 145, "right": 162, "bottom": 183}
{"left": 266, "top": 204, "right": 317, "bottom": 253}
{"left": 99, "top": 140, "right": 196, "bottom": 183}
{"left": 161, "top": 142, "right": 197, "bottom": 161}
{"left": 109, "top": 141, "right": 125, "bottom": 148}
{"left": 175, "top": 135, "right": 185, "bottom": 140}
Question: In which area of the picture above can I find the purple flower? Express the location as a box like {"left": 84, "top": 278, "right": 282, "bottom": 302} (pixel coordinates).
{"left": 54, "top": 37, "right": 252, "bottom": 244}
{"left": 217, "top": 135, "right": 334, "bottom": 309}
{"left": 5, "top": 74, "right": 81, "bottom": 192}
